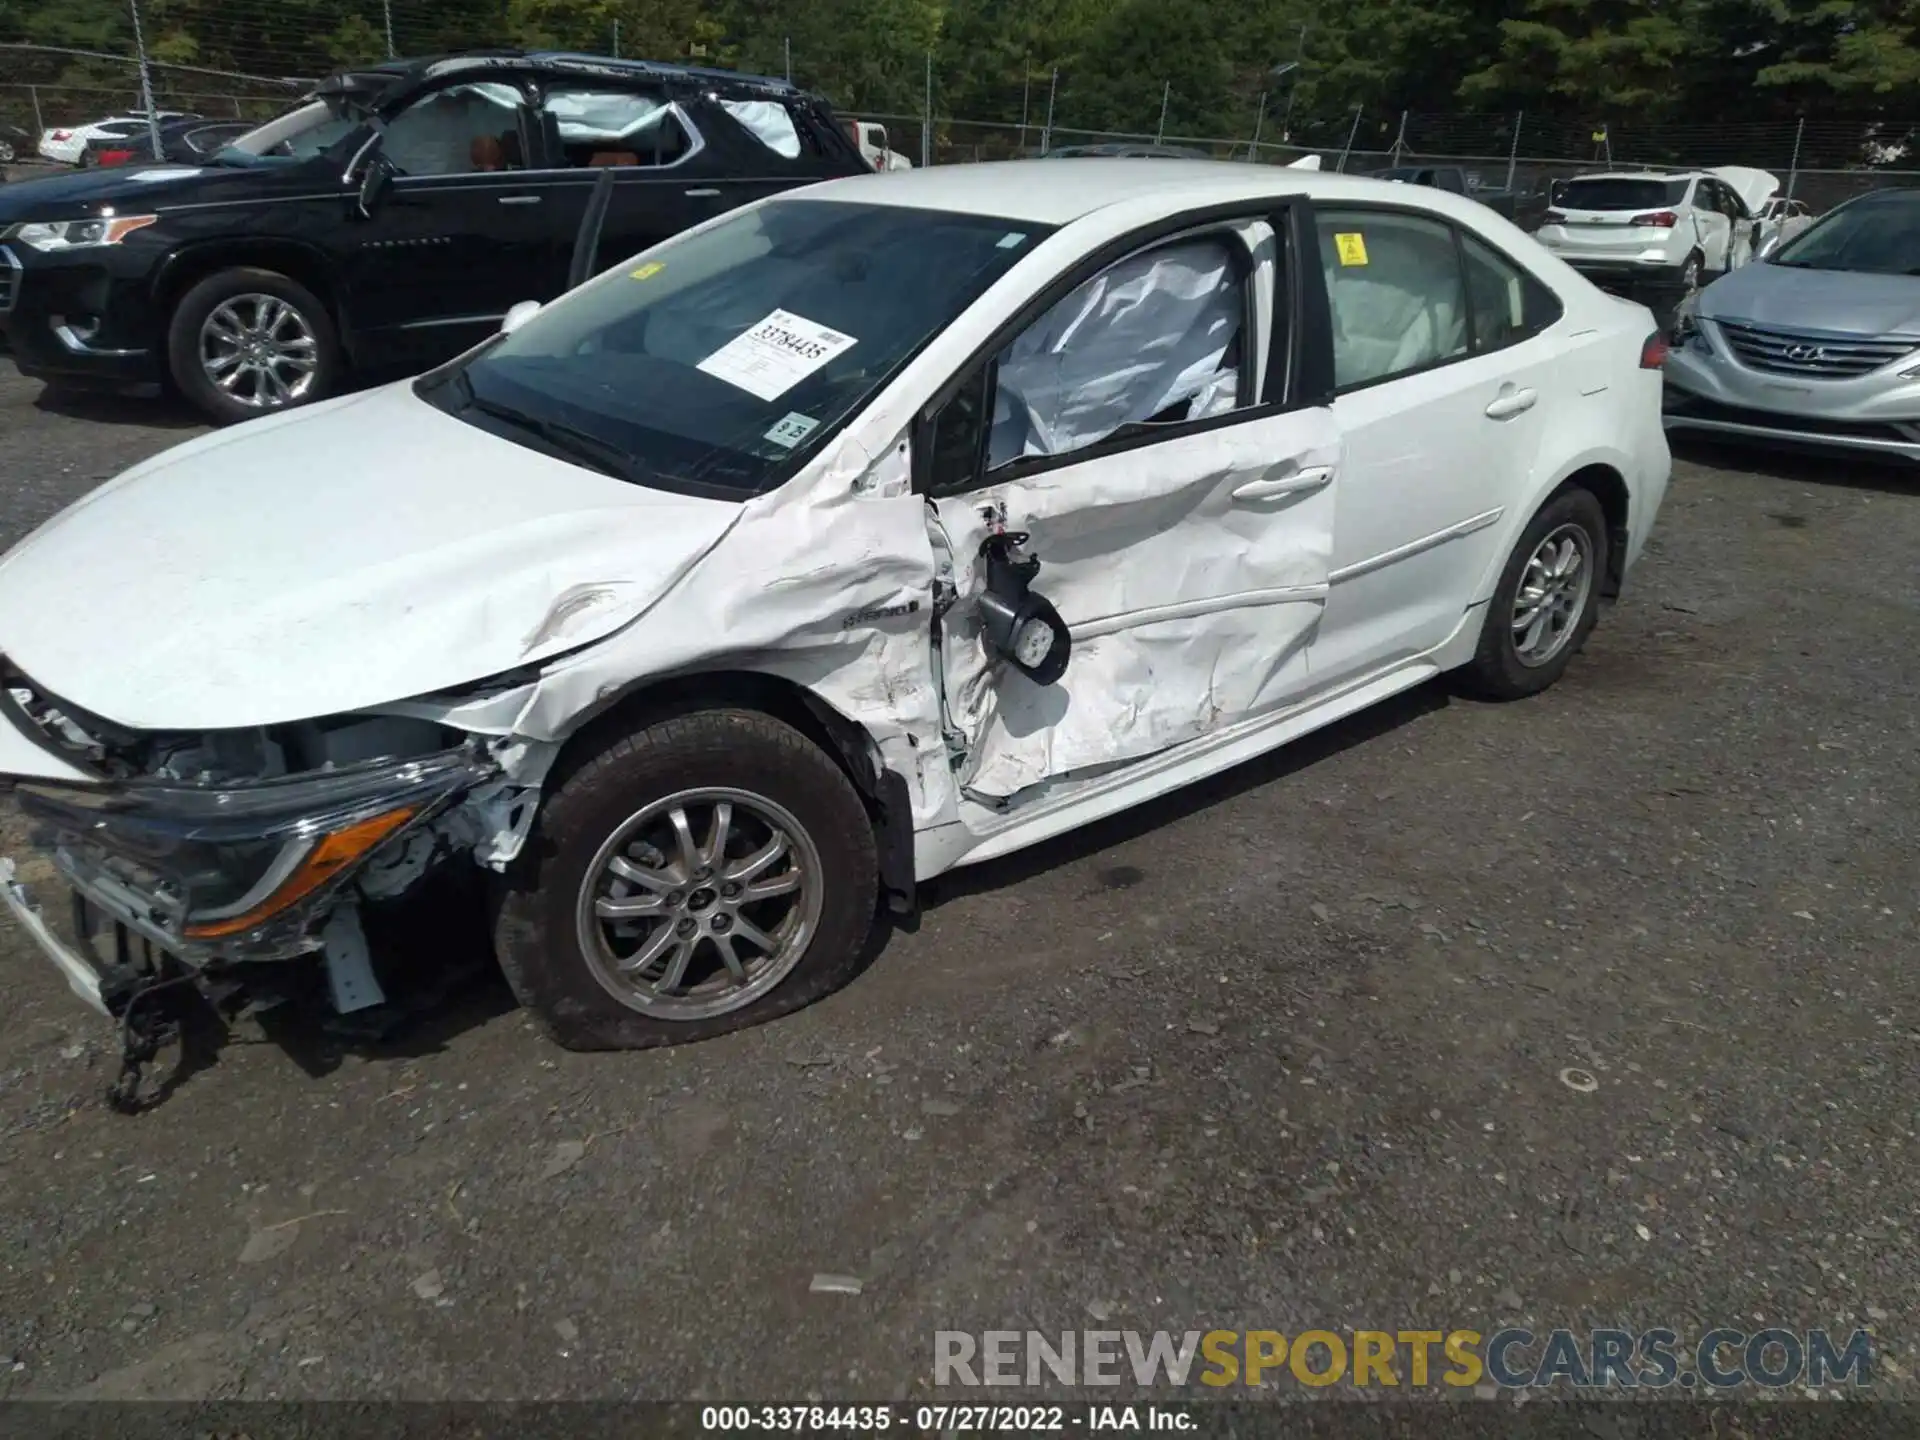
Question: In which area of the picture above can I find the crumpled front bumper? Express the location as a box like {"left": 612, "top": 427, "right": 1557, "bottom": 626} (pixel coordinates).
{"left": 0, "top": 856, "right": 111, "bottom": 1015}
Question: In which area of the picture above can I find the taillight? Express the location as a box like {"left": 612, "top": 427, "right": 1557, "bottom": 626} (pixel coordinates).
{"left": 99, "top": 149, "right": 134, "bottom": 166}
{"left": 1632, "top": 210, "right": 1679, "bottom": 228}
{"left": 51, "top": 129, "right": 71, "bottom": 141}
{"left": 1543, "top": 208, "right": 1567, "bottom": 224}
{"left": 1640, "top": 331, "right": 1670, "bottom": 369}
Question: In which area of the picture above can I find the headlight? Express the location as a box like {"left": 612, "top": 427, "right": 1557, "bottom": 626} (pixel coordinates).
{"left": 12, "top": 214, "right": 158, "bottom": 252}
{"left": 15, "top": 747, "right": 493, "bottom": 944}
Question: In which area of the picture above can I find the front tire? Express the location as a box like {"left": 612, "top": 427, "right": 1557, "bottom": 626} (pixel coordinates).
{"left": 165, "top": 267, "right": 341, "bottom": 425}
{"left": 1459, "top": 487, "right": 1608, "bottom": 700}
{"left": 493, "top": 708, "right": 880, "bottom": 1051}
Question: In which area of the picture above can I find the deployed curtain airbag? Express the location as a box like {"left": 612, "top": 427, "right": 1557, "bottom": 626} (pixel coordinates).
{"left": 721, "top": 100, "right": 802, "bottom": 158}
{"left": 987, "top": 238, "right": 1243, "bottom": 469}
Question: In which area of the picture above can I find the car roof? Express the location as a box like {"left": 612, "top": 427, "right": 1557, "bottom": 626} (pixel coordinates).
{"left": 1562, "top": 171, "right": 1701, "bottom": 183}
{"left": 1049, "top": 142, "right": 1208, "bottom": 158}
{"left": 797, "top": 158, "right": 1497, "bottom": 226}
{"left": 333, "top": 49, "right": 801, "bottom": 97}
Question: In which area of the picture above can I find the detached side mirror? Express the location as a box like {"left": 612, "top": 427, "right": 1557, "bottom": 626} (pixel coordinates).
{"left": 501, "top": 299, "right": 542, "bottom": 335}
{"left": 356, "top": 155, "right": 393, "bottom": 219}
{"left": 977, "top": 532, "right": 1070, "bottom": 686}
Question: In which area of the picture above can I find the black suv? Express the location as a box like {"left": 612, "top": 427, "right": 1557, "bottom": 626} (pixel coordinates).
{"left": 0, "top": 51, "right": 868, "bottom": 423}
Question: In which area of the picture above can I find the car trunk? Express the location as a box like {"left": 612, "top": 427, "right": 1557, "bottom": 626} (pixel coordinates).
{"left": 1550, "top": 178, "right": 1692, "bottom": 249}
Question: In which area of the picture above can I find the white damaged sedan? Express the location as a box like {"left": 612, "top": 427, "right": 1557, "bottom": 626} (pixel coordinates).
{"left": 0, "top": 161, "right": 1670, "bottom": 1068}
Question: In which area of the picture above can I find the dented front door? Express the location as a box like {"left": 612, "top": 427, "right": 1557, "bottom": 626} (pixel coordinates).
{"left": 931, "top": 406, "right": 1343, "bottom": 803}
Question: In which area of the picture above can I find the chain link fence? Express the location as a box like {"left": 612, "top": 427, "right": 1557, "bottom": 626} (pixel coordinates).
{"left": 4, "top": 38, "right": 1918, "bottom": 211}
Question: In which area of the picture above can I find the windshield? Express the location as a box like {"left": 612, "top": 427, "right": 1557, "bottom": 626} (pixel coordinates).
{"left": 419, "top": 199, "right": 1049, "bottom": 501}
{"left": 1556, "top": 177, "right": 1691, "bottom": 211}
{"left": 211, "top": 99, "right": 361, "bottom": 165}
{"left": 1772, "top": 197, "right": 1920, "bottom": 274}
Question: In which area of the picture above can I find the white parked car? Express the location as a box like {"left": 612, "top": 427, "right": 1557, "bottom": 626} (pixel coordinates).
{"left": 37, "top": 111, "right": 196, "bottom": 166}
{"left": 1535, "top": 167, "right": 1778, "bottom": 291}
{"left": 0, "top": 162, "right": 1669, "bottom": 1074}
{"left": 1754, "top": 195, "right": 1817, "bottom": 257}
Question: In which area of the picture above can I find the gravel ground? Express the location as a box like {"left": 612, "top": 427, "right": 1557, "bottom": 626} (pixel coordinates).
{"left": 0, "top": 351, "right": 1916, "bottom": 1408}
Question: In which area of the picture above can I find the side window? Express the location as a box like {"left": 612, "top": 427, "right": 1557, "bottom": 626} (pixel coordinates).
{"left": 540, "top": 86, "right": 695, "bottom": 168}
{"left": 984, "top": 235, "right": 1250, "bottom": 473}
{"left": 380, "top": 83, "right": 527, "bottom": 177}
{"left": 1460, "top": 234, "right": 1563, "bottom": 352}
{"left": 1316, "top": 209, "right": 1468, "bottom": 390}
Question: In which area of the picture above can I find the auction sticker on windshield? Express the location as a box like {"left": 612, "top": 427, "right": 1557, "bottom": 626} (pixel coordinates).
{"left": 698, "top": 309, "right": 858, "bottom": 402}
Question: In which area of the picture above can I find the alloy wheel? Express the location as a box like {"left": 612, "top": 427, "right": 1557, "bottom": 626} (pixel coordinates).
{"left": 198, "top": 293, "right": 320, "bottom": 409}
{"left": 575, "top": 787, "right": 824, "bottom": 1022}
{"left": 1511, "top": 522, "right": 1593, "bottom": 668}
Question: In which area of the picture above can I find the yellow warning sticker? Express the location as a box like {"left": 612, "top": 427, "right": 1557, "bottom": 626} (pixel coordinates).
{"left": 1334, "top": 232, "right": 1369, "bottom": 267}
{"left": 629, "top": 261, "right": 666, "bottom": 280}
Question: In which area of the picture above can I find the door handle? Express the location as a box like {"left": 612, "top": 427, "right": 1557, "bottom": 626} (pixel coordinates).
{"left": 684, "top": 188, "right": 722, "bottom": 199}
{"left": 1231, "top": 466, "right": 1333, "bottom": 502}
{"left": 497, "top": 194, "right": 542, "bottom": 206}
{"left": 1485, "top": 388, "right": 1538, "bottom": 420}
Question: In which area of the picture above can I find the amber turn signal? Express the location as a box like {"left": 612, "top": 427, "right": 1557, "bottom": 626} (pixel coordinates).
{"left": 183, "top": 807, "right": 416, "bottom": 939}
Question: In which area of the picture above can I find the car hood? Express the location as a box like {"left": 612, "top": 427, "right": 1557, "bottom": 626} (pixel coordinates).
{"left": 1699, "top": 262, "right": 1920, "bottom": 336}
{"left": 1707, "top": 165, "right": 1778, "bottom": 215}
{"left": 0, "top": 160, "right": 276, "bottom": 219}
{"left": 0, "top": 382, "right": 743, "bottom": 732}
{"left": 0, "top": 162, "right": 218, "bottom": 216}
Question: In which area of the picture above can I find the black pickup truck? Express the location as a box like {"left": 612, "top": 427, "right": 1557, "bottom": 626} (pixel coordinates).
{"left": 1368, "top": 165, "right": 1553, "bottom": 231}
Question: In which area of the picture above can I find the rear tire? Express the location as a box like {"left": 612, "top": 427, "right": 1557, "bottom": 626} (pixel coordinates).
{"left": 165, "top": 266, "right": 341, "bottom": 426}
{"left": 493, "top": 708, "right": 880, "bottom": 1051}
{"left": 1458, "top": 487, "right": 1609, "bottom": 701}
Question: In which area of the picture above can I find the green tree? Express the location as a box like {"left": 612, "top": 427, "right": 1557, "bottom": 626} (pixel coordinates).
{"left": 1057, "top": 0, "right": 1238, "bottom": 135}
{"left": 1748, "top": 0, "right": 1920, "bottom": 97}
{"left": 1459, "top": 0, "right": 1709, "bottom": 114}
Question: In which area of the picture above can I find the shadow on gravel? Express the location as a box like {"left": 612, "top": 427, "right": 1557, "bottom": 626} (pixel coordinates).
{"left": 1670, "top": 433, "right": 1920, "bottom": 495}
{"left": 266, "top": 868, "right": 520, "bottom": 1078}
{"left": 32, "top": 382, "right": 204, "bottom": 431}
{"left": 918, "top": 677, "right": 1453, "bottom": 911}
{"left": 116, "top": 869, "right": 522, "bottom": 1110}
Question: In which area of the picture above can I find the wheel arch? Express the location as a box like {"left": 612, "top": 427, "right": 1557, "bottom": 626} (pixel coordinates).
{"left": 539, "top": 668, "right": 918, "bottom": 919}
{"left": 1552, "top": 462, "right": 1631, "bottom": 598}
{"left": 151, "top": 241, "right": 341, "bottom": 346}
{"left": 1475, "top": 453, "right": 1634, "bottom": 607}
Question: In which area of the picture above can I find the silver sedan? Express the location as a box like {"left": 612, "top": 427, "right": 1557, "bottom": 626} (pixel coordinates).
{"left": 1662, "top": 188, "right": 1920, "bottom": 462}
